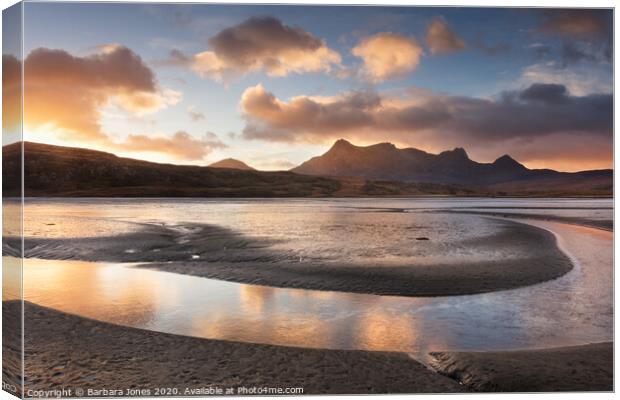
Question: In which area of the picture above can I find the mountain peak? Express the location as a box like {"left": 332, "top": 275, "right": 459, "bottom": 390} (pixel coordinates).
{"left": 452, "top": 147, "right": 468, "bottom": 157}
{"left": 291, "top": 140, "right": 558, "bottom": 187}
{"left": 331, "top": 138, "right": 354, "bottom": 149}
{"left": 208, "top": 158, "right": 255, "bottom": 171}
{"left": 330, "top": 139, "right": 399, "bottom": 153}
{"left": 439, "top": 147, "right": 469, "bottom": 160}
{"left": 371, "top": 142, "right": 397, "bottom": 150}
{"left": 493, "top": 154, "right": 526, "bottom": 170}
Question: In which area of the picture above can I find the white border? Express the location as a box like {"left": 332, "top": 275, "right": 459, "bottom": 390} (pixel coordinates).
{"left": 0, "top": 1, "right": 616, "bottom": 400}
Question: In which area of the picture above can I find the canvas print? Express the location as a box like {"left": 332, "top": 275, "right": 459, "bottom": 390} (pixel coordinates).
{"left": 2, "top": 2, "right": 614, "bottom": 397}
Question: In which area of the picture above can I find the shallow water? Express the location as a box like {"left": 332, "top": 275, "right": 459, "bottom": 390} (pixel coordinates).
{"left": 3, "top": 198, "right": 612, "bottom": 356}
{"left": 7, "top": 197, "right": 614, "bottom": 265}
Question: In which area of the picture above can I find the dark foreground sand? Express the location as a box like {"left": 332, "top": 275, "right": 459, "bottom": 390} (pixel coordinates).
{"left": 5, "top": 217, "right": 574, "bottom": 297}
{"left": 4, "top": 301, "right": 613, "bottom": 395}
{"left": 4, "top": 301, "right": 462, "bottom": 396}
{"left": 430, "top": 343, "right": 613, "bottom": 392}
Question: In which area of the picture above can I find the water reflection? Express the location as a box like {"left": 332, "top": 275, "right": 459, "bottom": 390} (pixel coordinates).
{"left": 3, "top": 200, "right": 22, "bottom": 301}
{"left": 2, "top": 256, "right": 21, "bottom": 300}
{"left": 15, "top": 219, "right": 612, "bottom": 356}
{"left": 239, "top": 285, "right": 275, "bottom": 314}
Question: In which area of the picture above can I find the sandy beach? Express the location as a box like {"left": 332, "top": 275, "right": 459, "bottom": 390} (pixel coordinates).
{"left": 4, "top": 301, "right": 613, "bottom": 395}
{"left": 5, "top": 301, "right": 462, "bottom": 396}
{"left": 430, "top": 343, "right": 613, "bottom": 392}
{"left": 4, "top": 199, "right": 612, "bottom": 394}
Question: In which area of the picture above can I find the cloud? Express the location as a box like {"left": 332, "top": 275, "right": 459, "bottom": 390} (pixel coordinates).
{"left": 561, "top": 41, "right": 594, "bottom": 65}
{"left": 113, "top": 88, "right": 181, "bottom": 116}
{"left": 162, "top": 48, "right": 193, "bottom": 66}
{"left": 539, "top": 9, "right": 610, "bottom": 38}
{"left": 254, "top": 159, "right": 297, "bottom": 170}
{"left": 239, "top": 83, "right": 611, "bottom": 168}
{"left": 492, "top": 131, "right": 611, "bottom": 171}
{"left": 519, "top": 83, "right": 569, "bottom": 104}
{"left": 426, "top": 17, "right": 466, "bottom": 55}
{"left": 535, "top": 10, "right": 611, "bottom": 69}
{"left": 26, "top": 46, "right": 155, "bottom": 93}
{"left": 167, "top": 17, "right": 341, "bottom": 82}
{"left": 560, "top": 40, "right": 611, "bottom": 66}
{"left": 240, "top": 84, "right": 379, "bottom": 142}
{"left": 520, "top": 61, "right": 612, "bottom": 96}
{"left": 352, "top": 32, "right": 423, "bottom": 82}
{"left": 22, "top": 46, "right": 179, "bottom": 141}
{"left": 117, "top": 131, "right": 226, "bottom": 161}
{"left": 188, "top": 107, "right": 206, "bottom": 122}
{"left": 2, "top": 46, "right": 234, "bottom": 162}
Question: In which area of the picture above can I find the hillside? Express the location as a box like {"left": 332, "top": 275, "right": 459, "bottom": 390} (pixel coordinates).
{"left": 2, "top": 142, "right": 476, "bottom": 197}
{"left": 3, "top": 142, "right": 339, "bottom": 197}
{"left": 208, "top": 158, "right": 255, "bottom": 170}
{"left": 2, "top": 142, "right": 610, "bottom": 197}
{"left": 292, "top": 139, "right": 612, "bottom": 195}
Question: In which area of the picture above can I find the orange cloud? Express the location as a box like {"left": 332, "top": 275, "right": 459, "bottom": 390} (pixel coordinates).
{"left": 240, "top": 84, "right": 378, "bottom": 142}
{"left": 113, "top": 88, "right": 181, "bottom": 116}
{"left": 116, "top": 131, "right": 226, "bottom": 161}
{"left": 426, "top": 17, "right": 466, "bottom": 55}
{"left": 22, "top": 46, "right": 177, "bottom": 142}
{"left": 2, "top": 46, "right": 226, "bottom": 161}
{"left": 352, "top": 33, "right": 423, "bottom": 82}
{"left": 167, "top": 17, "right": 341, "bottom": 82}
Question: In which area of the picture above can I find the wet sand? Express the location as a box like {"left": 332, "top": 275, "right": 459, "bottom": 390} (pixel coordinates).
{"left": 4, "top": 209, "right": 613, "bottom": 394}
{"left": 5, "top": 217, "right": 573, "bottom": 297}
{"left": 134, "top": 218, "right": 574, "bottom": 296}
{"left": 5, "top": 301, "right": 462, "bottom": 396}
{"left": 430, "top": 342, "right": 613, "bottom": 392}
{"left": 5, "top": 301, "right": 613, "bottom": 395}
{"left": 433, "top": 209, "right": 613, "bottom": 231}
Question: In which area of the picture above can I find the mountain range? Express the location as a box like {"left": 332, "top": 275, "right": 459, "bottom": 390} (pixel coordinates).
{"left": 1, "top": 141, "right": 612, "bottom": 197}
{"left": 2, "top": 142, "right": 475, "bottom": 198}
{"left": 292, "top": 139, "right": 612, "bottom": 193}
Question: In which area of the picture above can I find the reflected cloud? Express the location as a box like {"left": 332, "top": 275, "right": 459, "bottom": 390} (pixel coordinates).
{"left": 239, "top": 284, "right": 275, "bottom": 314}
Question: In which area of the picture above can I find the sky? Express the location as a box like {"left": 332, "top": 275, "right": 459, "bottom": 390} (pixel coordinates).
{"left": 2, "top": 3, "right": 613, "bottom": 171}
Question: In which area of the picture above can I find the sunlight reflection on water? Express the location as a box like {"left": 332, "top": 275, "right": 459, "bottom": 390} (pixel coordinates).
{"left": 3, "top": 198, "right": 613, "bottom": 355}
